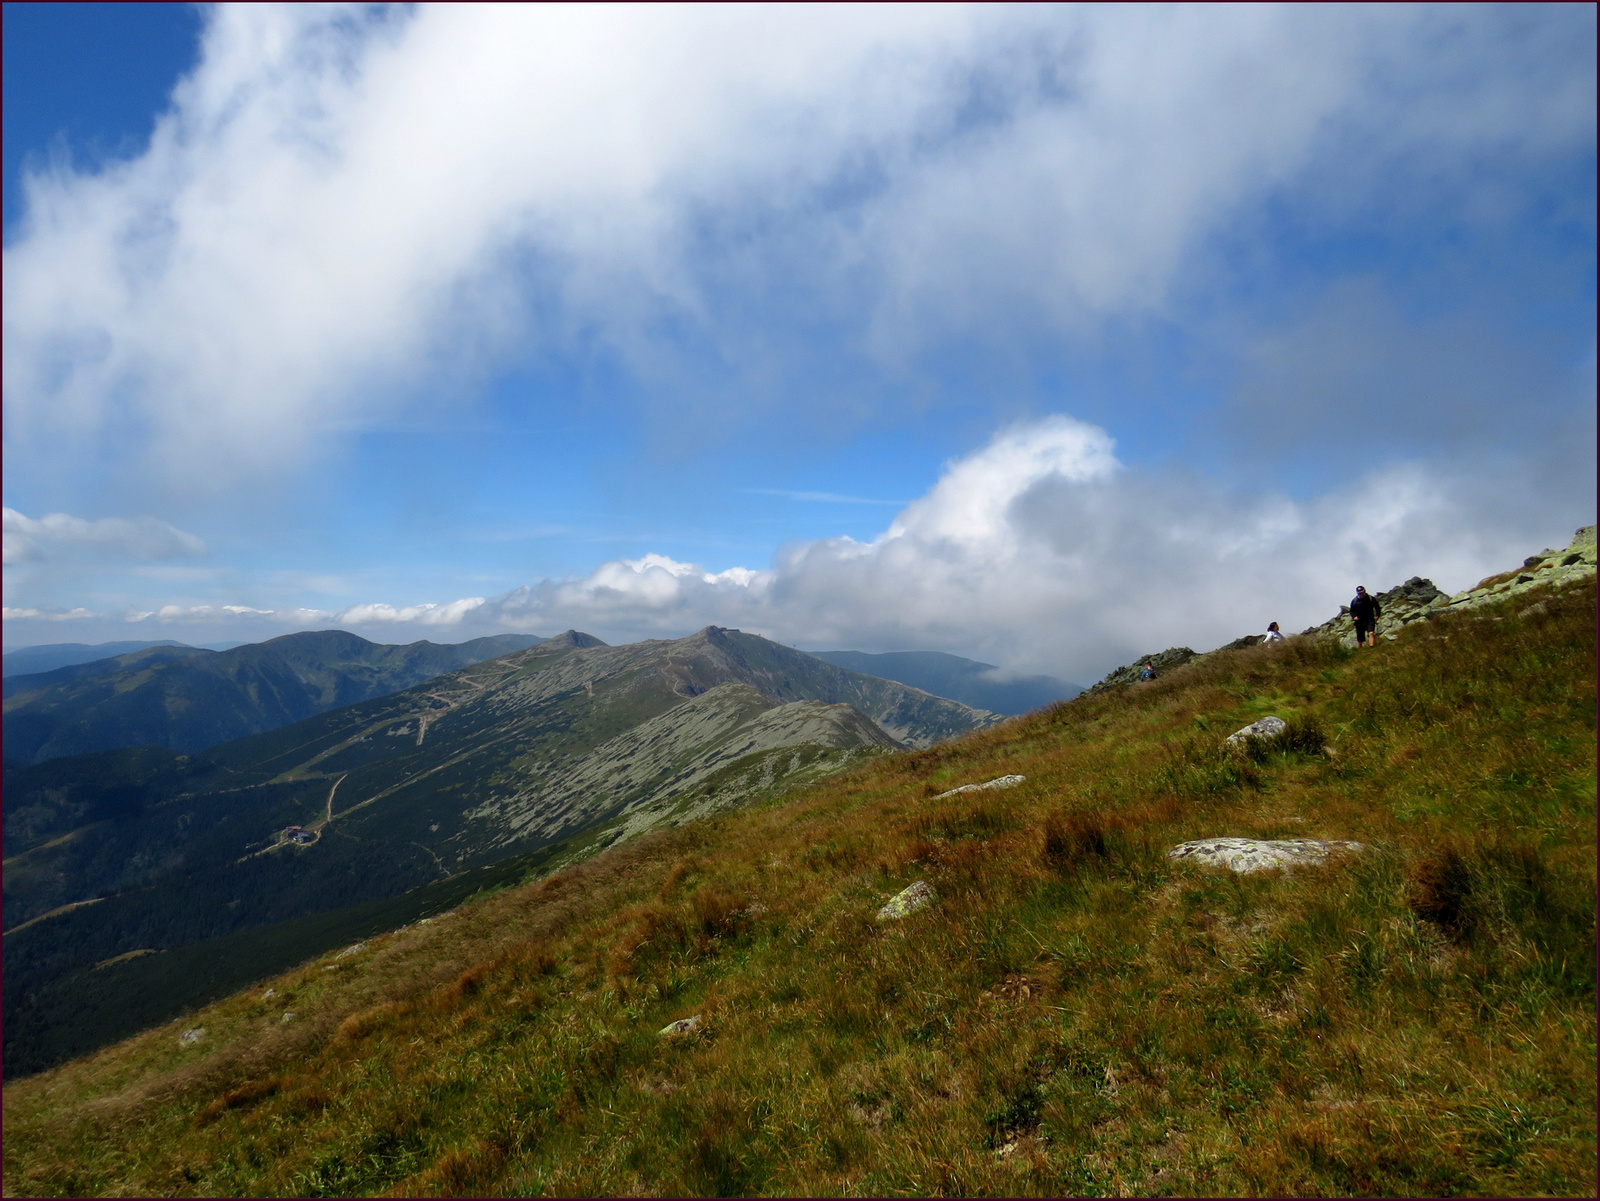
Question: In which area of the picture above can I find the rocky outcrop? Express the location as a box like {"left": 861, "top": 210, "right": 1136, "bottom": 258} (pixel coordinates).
{"left": 1299, "top": 576, "right": 1450, "bottom": 647}
{"left": 1050, "top": 528, "right": 1595, "bottom": 700}
{"left": 1296, "top": 526, "right": 1596, "bottom": 647}
{"left": 1167, "top": 838, "right": 1365, "bottom": 874}
{"left": 659, "top": 1015, "right": 701, "bottom": 1037}
{"left": 1083, "top": 647, "right": 1198, "bottom": 695}
{"left": 1216, "top": 633, "right": 1267, "bottom": 652}
{"left": 1440, "top": 525, "right": 1596, "bottom": 614}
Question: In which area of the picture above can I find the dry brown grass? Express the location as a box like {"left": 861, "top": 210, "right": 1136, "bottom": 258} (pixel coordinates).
{"left": 4, "top": 579, "right": 1595, "bottom": 1197}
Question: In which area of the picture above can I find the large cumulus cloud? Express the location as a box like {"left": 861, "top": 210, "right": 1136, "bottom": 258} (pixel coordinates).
{"left": 29, "top": 416, "right": 1562, "bottom": 681}
{"left": 6, "top": 4, "right": 1591, "bottom": 491}
{"left": 455, "top": 416, "right": 1554, "bottom": 678}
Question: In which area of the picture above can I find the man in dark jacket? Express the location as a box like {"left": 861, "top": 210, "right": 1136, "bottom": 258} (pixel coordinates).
{"left": 1350, "top": 585, "right": 1381, "bottom": 648}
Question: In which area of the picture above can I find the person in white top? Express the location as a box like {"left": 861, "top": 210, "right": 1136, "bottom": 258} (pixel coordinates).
{"left": 1264, "top": 621, "right": 1285, "bottom": 643}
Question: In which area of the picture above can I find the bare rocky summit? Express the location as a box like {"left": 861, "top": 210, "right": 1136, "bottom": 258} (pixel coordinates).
{"left": 1087, "top": 525, "right": 1596, "bottom": 689}
{"left": 1082, "top": 646, "right": 1199, "bottom": 696}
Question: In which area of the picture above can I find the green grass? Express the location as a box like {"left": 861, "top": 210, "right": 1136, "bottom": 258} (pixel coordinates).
{"left": 4, "top": 579, "right": 1594, "bottom": 1197}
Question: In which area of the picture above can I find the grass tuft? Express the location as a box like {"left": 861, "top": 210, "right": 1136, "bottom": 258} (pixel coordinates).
{"left": 1040, "top": 810, "right": 1120, "bottom": 872}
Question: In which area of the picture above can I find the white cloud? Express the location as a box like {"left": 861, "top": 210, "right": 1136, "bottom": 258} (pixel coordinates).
{"left": 5, "top": 4, "right": 1589, "bottom": 490}
{"left": 338, "top": 598, "right": 486, "bottom": 625}
{"left": 6, "top": 413, "right": 1580, "bottom": 673}
{"left": 2, "top": 605, "right": 95, "bottom": 622}
{"left": 2, "top": 507, "right": 208, "bottom": 565}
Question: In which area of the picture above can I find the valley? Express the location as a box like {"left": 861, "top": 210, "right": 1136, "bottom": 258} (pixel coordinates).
{"left": 2, "top": 626, "right": 996, "bottom": 1075}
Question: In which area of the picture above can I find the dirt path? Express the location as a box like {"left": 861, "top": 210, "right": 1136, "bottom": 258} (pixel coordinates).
{"left": 312, "top": 773, "right": 348, "bottom": 831}
{"left": 2, "top": 824, "right": 96, "bottom": 867}
{"left": 3, "top": 896, "right": 105, "bottom": 938}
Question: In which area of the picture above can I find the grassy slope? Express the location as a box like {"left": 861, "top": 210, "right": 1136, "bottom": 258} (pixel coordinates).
{"left": 4, "top": 581, "right": 1594, "bottom": 1198}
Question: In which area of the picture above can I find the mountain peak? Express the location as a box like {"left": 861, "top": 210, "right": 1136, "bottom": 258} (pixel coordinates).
{"left": 547, "top": 630, "right": 607, "bottom": 648}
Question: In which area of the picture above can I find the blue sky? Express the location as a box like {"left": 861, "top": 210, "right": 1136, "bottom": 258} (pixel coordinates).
{"left": 3, "top": 3, "right": 1594, "bottom": 680}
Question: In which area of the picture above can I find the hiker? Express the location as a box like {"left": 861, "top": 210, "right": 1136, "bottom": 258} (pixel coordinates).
{"left": 1264, "top": 621, "right": 1284, "bottom": 644}
{"left": 1349, "top": 585, "right": 1381, "bottom": 648}
{"left": 1139, "top": 663, "right": 1156, "bottom": 682}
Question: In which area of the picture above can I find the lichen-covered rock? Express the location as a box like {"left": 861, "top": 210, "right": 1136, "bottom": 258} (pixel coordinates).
{"left": 659, "top": 1014, "right": 701, "bottom": 1037}
{"left": 1167, "top": 837, "right": 1364, "bottom": 874}
{"left": 1223, "top": 716, "right": 1287, "bottom": 748}
{"left": 876, "top": 879, "right": 937, "bottom": 921}
{"left": 179, "top": 1027, "right": 205, "bottom": 1045}
{"left": 933, "top": 774, "right": 1025, "bottom": 799}
{"left": 1084, "top": 647, "right": 1198, "bottom": 695}
{"left": 1443, "top": 526, "right": 1596, "bottom": 614}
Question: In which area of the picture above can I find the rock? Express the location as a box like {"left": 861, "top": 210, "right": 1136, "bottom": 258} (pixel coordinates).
{"left": 281, "top": 1012, "right": 296, "bottom": 1022}
{"left": 1223, "top": 716, "right": 1287, "bottom": 748}
{"left": 1084, "top": 647, "right": 1198, "bottom": 695}
{"left": 659, "top": 1014, "right": 701, "bottom": 1037}
{"left": 1445, "top": 525, "right": 1597, "bottom": 614}
{"left": 179, "top": 1027, "right": 205, "bottom": 1046}
{"left": 933, "top": 774, "right": 1025, "bottom": 799}
{"left": 1167, "top": 837, "right": 1365, "bottom": 874}
{"left": 1217, "top": 633, "right": 1268, "bottom": 652}
{"left": 335, "top": 942, "right": 366, "bottom": 957}
{"left": 876, "top": 879, "right": 937, "bottom": 921}
{"left": 261, "top": 988, "right": 276, "bottom": 999}
{"left": 1301, "top": 577, "right": 1449, "bottom": 647}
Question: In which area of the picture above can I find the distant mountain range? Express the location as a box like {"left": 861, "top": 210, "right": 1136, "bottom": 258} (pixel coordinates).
{"left": 3, "top": 640, "right": 196, "bottom": 677}
{"left": 2, "top": 626, "right": 999, "bottom": 1074}
{"left": 810, "top": 649, "right": 1081, "bottom": 714}
{"left": 1, "top": 630, "right": 545, "bottom": 764}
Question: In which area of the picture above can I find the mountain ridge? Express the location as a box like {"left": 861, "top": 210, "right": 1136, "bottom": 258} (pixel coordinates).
{"left": 1, "top": 640, "right": 196, "bottom": 677}
{"left": 1, "top": 625, "right": 996, "bottom": 1074}
{"left": 1, "top": 629, "right": 547, "bottom": 763}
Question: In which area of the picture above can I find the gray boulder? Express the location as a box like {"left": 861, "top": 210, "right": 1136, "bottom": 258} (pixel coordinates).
{"left": 876, "top": 880, "right": 937, "bottom": 922}
{"left": 1223, "top": 716, "right": 1286, "bottom": 749}
{"left": 933, "top": 774, "right": 1025, "bottom": 799}
{"left": 659, "top": 1014, "right": 701, "bottom": 1037}
{"left": 1167, "top": 837, "right": 1364, "bottom": 874}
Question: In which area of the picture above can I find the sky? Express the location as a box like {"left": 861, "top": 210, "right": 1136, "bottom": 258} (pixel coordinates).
{"left": 2, "top": 2, "right": 1594, "bottom": 683}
